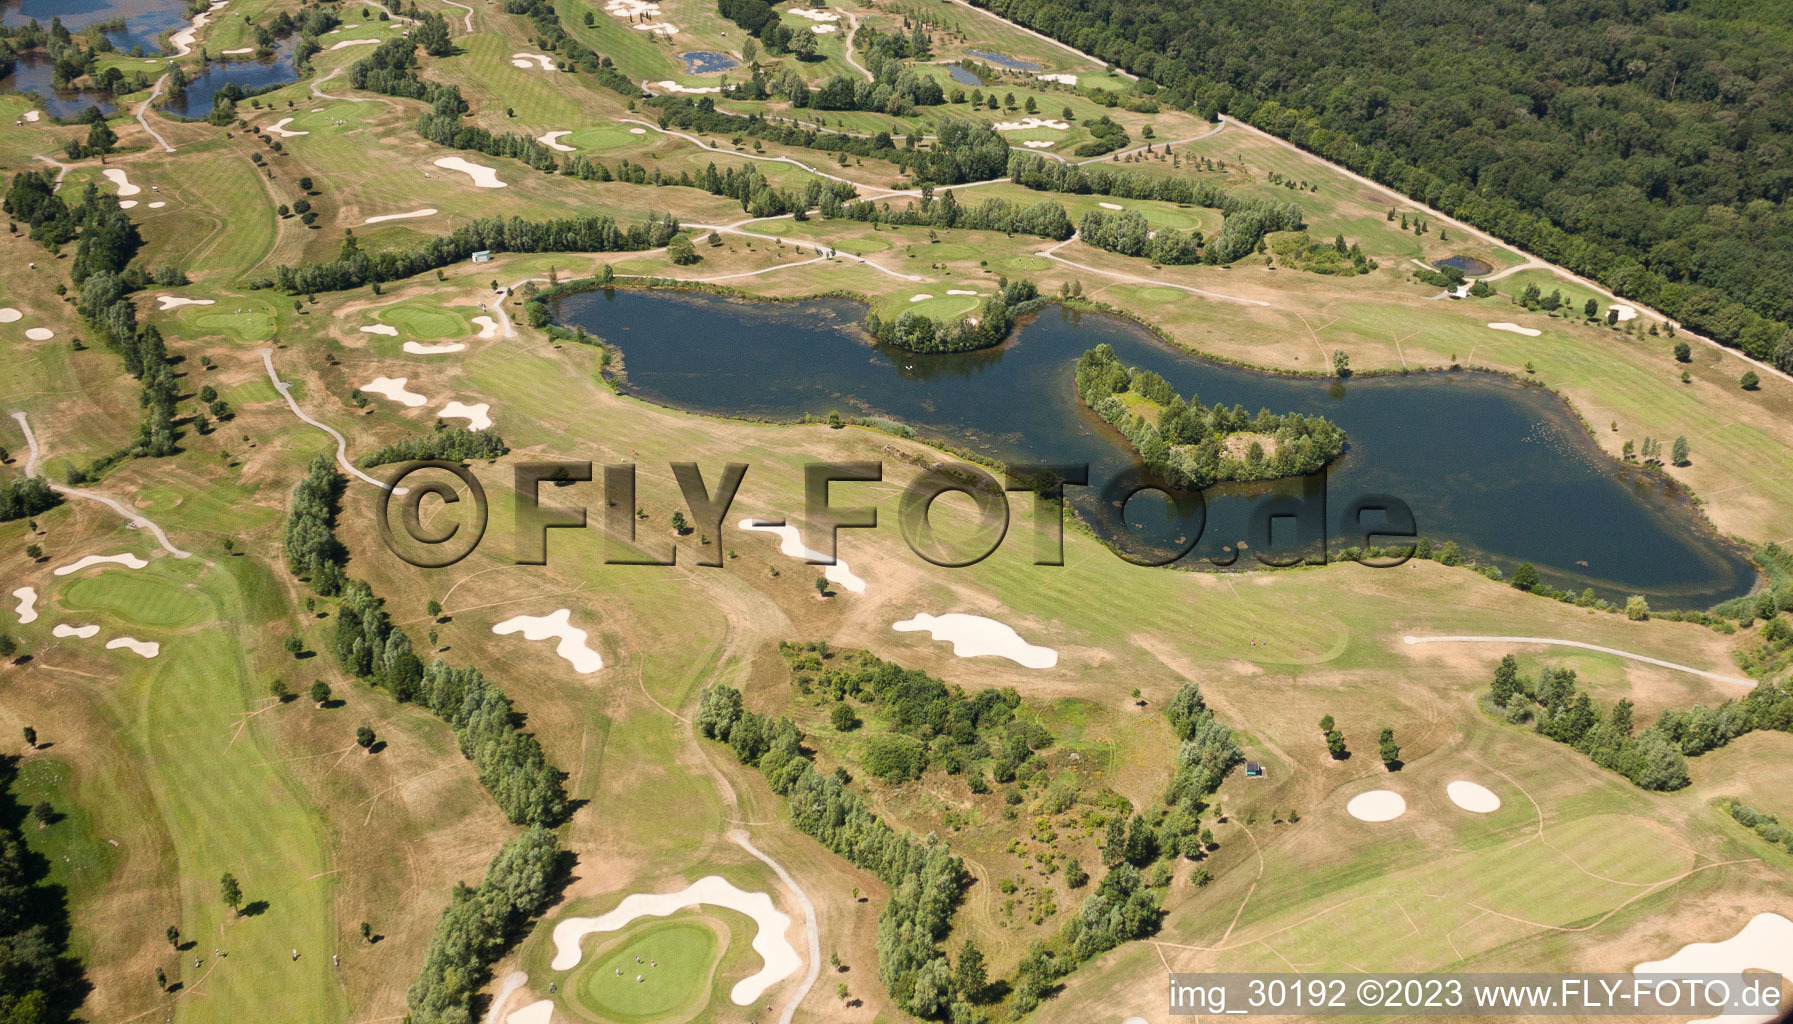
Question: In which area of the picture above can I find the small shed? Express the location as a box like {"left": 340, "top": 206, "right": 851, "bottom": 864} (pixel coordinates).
{"left": 470, "top": 250, "right": 493, "bottom": 263}
{"left": 1244, "top": 761, "right": 1264, "bottom": 778}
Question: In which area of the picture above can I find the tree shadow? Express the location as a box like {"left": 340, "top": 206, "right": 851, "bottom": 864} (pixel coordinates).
{"left": 239, "top": 900, "right": 270, "bottom": 918}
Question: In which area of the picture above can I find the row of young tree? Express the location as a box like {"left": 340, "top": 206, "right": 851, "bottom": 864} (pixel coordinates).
{"left": 729, "top": 51, "right": 947, "bottom": 115}
{"left": 1723, "top": 800, "right": 1793, "bottom": 859}
{"left": 1075, "top": 345, "right": 1348, "bottom": 488}
{"left": 283, "top": 454, "right": 347, "bottom": 595}
{"left": 1077, "top": 208, "right": 1201, "bottom": 264}
{"left": 0, "top": 755, "right": 88, "bottom": 1024}
{"left": 823, "top": 187, "right": 1073, "bottom": 240}
{"left": 357, "top": 422, "right": 509, "bottom": 468}
{"left": 865, "top": 278, "right": 1042, "bottom": 353}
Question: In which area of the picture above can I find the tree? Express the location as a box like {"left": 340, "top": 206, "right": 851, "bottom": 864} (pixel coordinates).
{"left": 1318, "top": 714, "right": 1334, "bottom": 733}
{"left": 1511, "top": 562, "right": 1539, "bottom": 591}
{"left": 166, "top": 925, "right": 180, "bottom": 948}
{"left": 361, "top": 921, "right": 373, "bottom": 943}
{"left": 1064, "top": 858, "right": 1088, "bottom": 887}
{"left": 25, "top": 543, "right": 42, "bottom": 560}
{"left": 1740, "top": 371, "right": 1760, "bottom": 390}
{"left": 270, "top": 679, "right": 291, "bottom": 703}
{"left": 829, "top": 702, "right": 859, "bottom": 731}
{"left": 955, "top": 939, "right": 987, "bottom": 1001}
{"left": 31, "top": 801, "right": 53, "bottom": 827}
{"left": 22, "top": 725, "right": 35, "bottom": 749}
{"left": 426, "top": 598, "right": 442, "bottom": 619}
{"left": 0, "top": 635, "right": 16, "bottom": 659}
{"left": 814, "top": 575, "right": 830, "bottom": 597}
{"left": 310, "top": 680, "right": 331, "bottom": 706}
{"left": 1331, "top": 350, "right": 1349, "bottom": 377}
{"left": 284, "top": 635, "right": 304, "bottom": 656}
{"left": 671, "top": 510, "right": 689, "bottom": 535}
{"left": 220, "top": 872, "right": 243, "bottom": 915}
{"left": 790, "top": 29, "right": 818, "bottom": 59}
{"left": 1584, "top": 298, "right": 1599, "bottom": 318}
{"left": 1489, "top": 654, "right": 1520, "bottom": 706}
{"left": 414, "top": 12, "right": 453, "bottom": 56}
{"left": 156, "top": 967, "right": 167, "bottom": 991}
{"left": 1673, "top": 341, "right": 1691, "bottom": 362}
{"left": 1325, "top": 730, "right": 1347, "bottom": 759}
{"left": 356, "top": 725, "right": 376, "bottom": 751}
{"left": 667, "top": 233, "right": 699, "bottom": 265}
{"left": 742, "top": 36, "right": 758, "bottom": 60}
{"left": 1378, "top": 727, "right": 1400, "bottom": 768}
{"left": 1626, "top": 595, "right": 1650, "bottom": 621}
{"left": 1671, "top": 436, "right": 1690, "bottom": 466}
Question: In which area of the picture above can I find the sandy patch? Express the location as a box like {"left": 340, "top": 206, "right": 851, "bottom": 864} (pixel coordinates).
{"left": 120, "top": 200, "right": 138, "bottom": 209}
{"left": 433, "top": 157, "right": 507, "bottom": 189}
{"left": 24, "top": 328, "right": 54, "bottom": 341}
{"left": 1608, "top": 303, "right": 1637, "bottom": 322}
{"left": 361, "top": 377, "right": 428, "bottom": 407}
{"left": 106, "top": 637, "right": 160, "bottom": 659}
{"left": 893, "top": 613, "right": 1058, "bottom": 668}
{"left": 156, "top": 296, "right": 216, "bottom": 310}
{"left": 507, "top": 1002, "right": 554, "bottom": 1024}
{"left": 512, "top": 53, "right": 556, "bottom": 70}
{"left": 945, "top": 290, "right": 979, "bottom": 296}
{"left": 404, "top": 341, "right": 466, "bottom": 355}
{"left": 908, "top": 293, "right": 934, "bottom": 302}
{"left": 993, "top": 117, "right": 1070, "bottom": 132}
{"left": 1635, "top": 913, "right": 1793, "bottom": 1024}
{"left": 22, "top": 110, "right": 40, "bottom": 123}
{"left": 787, "top": 6, "right": 840, "bottom": 21}
{"left": 1098, "top": 202, "right": 1123, "bottom": 210}
{"left": 739, "top": 518, "right": 866, "bottom": 593}
{"left": 221, "top": 46, "right": 254, "bottom": 55}
{"left": 10, "top": 587, "right": 36, "bottom": 625}
{"left": 492, "top": 609, "right": 603, "bottom": 673}
{"left": 538, "top": 130, "right": 575, "bottom": 152}
{"left": 266, "top": 117, "right": 308, "bottom": 137}
{"left": 1486, "top": 322, "right": 1541, "bottom": 337}
{"left": 1446, "top": 780, "right": 1500, "bottom": 813}
{"left": 1346, "top": 790, "right": 1406, "bottom": 822}
{"left": 1021, "top": 140, "right": 1054, "bottom": 149}
{"left": 1036, "top": 73, "right": 1078, "bottom": 85}
{"left": 633, "top": 22, "right": 678, "bottom": 34}
{"left": 360, "top": 325, "right": 399, "bottom": 336}
{"left": 811, "top": 23, "right": 836, "bottom": 33}
{"left": 629, "top": 127, "right": 648, "bottom": 135}
{"left": 102, "top": 168, "right": 141, "bottom": 197}
{"left": 363, "top": 208, "right": 438, "bottom": 225}
{"left": 605, "top": 0, "right": 662, "bottom": 15}
{"left": 0, "top": 308, "right": 20, "bottom": 323}
{"left": 472, "top": 315, "right": 499, "bottom": 339}
{"left": 149, "top": 201, "right": 166, "bottom": 209}
{"left": 549, "top": 875, "right": 800, "bottom": 1005}
{"left": 328, "top": 38, "right": 379, "bottom": 50}
{"left": 53, "top": 624, "right": 100, "bottom": 640}
{"left": 653, "top": 80, "right": 718, "bottom": 93}
{"left": 54, "top": 553, "right": 148, "bottom": 576}
{"left": 439, "top": 400, "right": 493, "bottom": 430}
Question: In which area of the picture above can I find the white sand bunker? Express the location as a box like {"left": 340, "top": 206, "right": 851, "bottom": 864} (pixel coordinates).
{"left": 1447, "top": 780, "right": 1501, "bottom": 813}
{"left": 550, "top": 875, "right": 801, "bottom": 1005}
{"left": 653, "top": 80, "right": 719, "bottom": 94}
{"left": 633, "top": 21, "right": 678, "bottom": 35}
{"left": 25, "top": 328, "right": 54, "bottom": 341}
{"left": 360, "top": 324, "right": 399, "bottom": 336}
{"left": 361, "top": 377, "right": 428, "bottom": 407}
{"left": 221, "top": 46, "right": 254, "bottom": 55}
{"left": 787, "top": 6, "right": 840, "bottom": 21}
{"left": 512, "top": 52, "right": 556, "bottom": 70}
{"left": 0, "top": 308, "right": 20, "bottom": 323}
{"left": 439, "top": 400, "right": 492, "bottom": 430}
{"left": 893, "top": 613, "right": 1058, "bottom": 669}
{"left": 1037, "top": 73, "right": 1078, "bottom": 85}
{"left": 605, "top": 0, "right": 662, "bottom": 15}
{"left": 103, "top": 169, "right": 141, "bottom": 196}
{"left": 11, "top": 587, "right": 37, "bottom": 625}
{"left": 156, "top": 295, "right": 215, "bottom": 310}
{"left": 739, "top": 518, "right": 866, "bottom": 593}
{"left": 106, "top": 637, "right": 160, "bottom": 659}
{"left": 1608, "top": 303, "right": 1637, "bottom": 322}
{"left": 1486, "top": 322, "right": 1541, "bottom": 337}
{"left": 1098, "top": 202, "right": 1123, "bottom": 210}
{"left": 148, "top": 201, "right": 166, "bottom": 209}
{"left": 120, "top": 200, "right": 138, "bottom": 209}
{"left": 433, "top": 157, "right": 507, "bottom": 189}
{"left": 629, "top": 127, "right": 648, "bottom": 135}
{"left": 472, "top": 315, "right": 500, "bottom": 339}
{"left": 266, "top": 117, "right": 308, "bottom": 137}
{"left": 404, "top": 341, "right": 466, "bottom": 355}
{"left": 54, "top": 552, "right": 148, "bottom": 576}
{"left": 909, "top": 293, "right": 934, "bottom": 302}
{"left": 538, "top": 130, "right": 575, "bottom": 152}
{"left": 1346, "top": 790, "right": 1406, "bottom": 822}
{"left": 328, "top": 37, "right": 380, "bottom": 50}
{"left": 811, "top": 23, "right": 837, "bottom": 33}
{"left": 22, "top": 110, "right": 40, "bottom": 123}
{"left": 53, "top": 624, "right": 100, "bottom": 640}
{"left": 363, "top": 208, "right": 437, "bottom": 225}
{"left": 1021, "top": 140, "right": 1054, "bottom": 149}
{"left": 507, "top": 1001, "right": 554, "bottom": 1024}
{"left": 993, "top": 117, "right": 1070, "bottom": 132}
{"left": 492, "top": 609, "right": 603, "bottom": 673}
{"left": 945, "top": 290, "right": 979, "bottom": 296}
{"left": 1635, "top": 913, "right": 1793, "bottom": 1024}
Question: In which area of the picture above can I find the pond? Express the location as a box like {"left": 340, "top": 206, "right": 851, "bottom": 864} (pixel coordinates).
{"left": 946, "top": 63, "right": 982, "bottom": 87}
{"left": 2, "top": 50, "right": 120, "bottom": 119}
{"left": 549, "top": 289, "right": 1758, "bottom": 608}
{"left": 965, "top": 49, "right": 1042, "bottom": 72}
{"left": 167, "top": 37, "right": 297, "bottom": 118}
{"left": 678, "top": 50, "right": 738, "bottom": 75}
{"left": 1, "top": 0, "right": 186, "bottom": 54}
{"left": 1435, "top": 254, "right": 1494, "bottom": 277}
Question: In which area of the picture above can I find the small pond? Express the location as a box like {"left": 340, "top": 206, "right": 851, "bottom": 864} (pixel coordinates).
{"left": 946, "top": 63, "right": 982, "bottom": 87}
{"left": 679, "top": 50, "right": 738, "bottom": 75}
{"left": 167, "top": 36, "right": 297, "bottom": 118}
{"left": 965, "top": 49, "right": 1042, "bottom": 72}
{"left": 2, "top": 50, "right": 120, "bottom": 118}
{"left": 1435, "top": 254, "right": 1495, "bottom": 277}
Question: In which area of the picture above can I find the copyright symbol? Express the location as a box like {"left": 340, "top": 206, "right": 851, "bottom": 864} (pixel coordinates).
{"left": 376, "top": 460, "right": 488, "bottom": 568}
{"left": 1356, "top": 979, "right": 1383, "bottom": 1007}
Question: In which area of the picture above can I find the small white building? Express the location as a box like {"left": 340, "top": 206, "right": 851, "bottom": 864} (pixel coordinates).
{"left": 471, "top": 250, "right": 493, "bottom": 263}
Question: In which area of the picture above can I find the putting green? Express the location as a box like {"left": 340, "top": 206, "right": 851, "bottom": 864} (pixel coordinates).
{"left": 192, "top": 310, "right": 278, "bottom": 342}
{"left": 378, "top": 303, "right": 467, "bottom": 339}
{"left": 1136, "top": 286, "right": 1184, "bottom": 302}
{"left": 60, "top": 572, "right": 208, "bottom": 628}
{"left": 569, "top": 125, "right": 650, "bottom": 152}
{"left": 903, "top": 295, "right": 980, "bottom": 320}
{"left": 569, "top": 918, "right": 720, "bottom": 1023}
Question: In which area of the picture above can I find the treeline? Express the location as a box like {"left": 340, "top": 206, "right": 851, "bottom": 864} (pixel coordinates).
{"left": 696, "top": 681, "right": 973, "bottom": 1019}
{"left": 866, "top": 278, "right": 1042, "bottom": 353}
{"left": 562, "top": 157, "right": 856, "bottom": 219}
{"left": 1076, "top": 344, "right": 1348, "bottom": 488}
{"left": 1722, "top": 801, "right": 1793, "bottom": 858}
{"left": 0, "top": 478, "right": 58, "bottom": 522}
{"left": 1078, "top": 208, "right": 1200, "bottom": 264}
{"left": 358, "top": 423, "right": 509, "bottom": 467}
{"left": 0, "top": 756, "right": 88, "bottom": 1024}
{"left": 502, "top": 0, "right": 634, "bottom": 92}
{"left": 1485, "top": 655, "right": 1793, "bottom": 790}
{"left": 822, "top": 187, "right": 1073, "bottom": 240}
{"left": 269, "top": 212, "right": 680, "bottom": 294}
{"left": 968, "top": 0, "right": 1793, "bottom": 371}
{"left": 730, "top": 52, "right": 946, "bottom": 114}
{"left": 283, "top": 454, "right": 347, "bottom": 595}
{"left": 348, "top": 35, "right": 466, "bottom": 111}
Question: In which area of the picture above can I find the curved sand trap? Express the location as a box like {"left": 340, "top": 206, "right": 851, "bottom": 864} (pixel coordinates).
{"left": 739, "top": 518, "right": 866, "bottom": 594}
{"left": 909, "top": 293, "right": 934, "bottom": 302}
{"left": 433, "top": 157, "right": 508, "bottom": 189}
{"left": 148, "top": 201, "right": 166, "bottom": 209}
{"left": 629, "top": 127, "right": 648, "bottom": 135}
{"left": 1346, "top": 790, "right": 1406, "bottom": 822}
{"left": 328, "top": 37, "right": 379, "bottom": 50}
{"left": 492, "top": 609, "right": 603, "bottom": 673}
{"left": 653, "top": 81, "right": 720, "bottom": 94}
{"left": 511, "top": 52, "right": 556, "bottom": 70}
{"left": 53, "top": 624, "right": 100, "bottom": 639}
{"left": 1098, "top": 201, "right": 1123, "bottom": 210}
{"left": 103, "top": 168, "right": 141, "bottom": 196}
{"left": 106, "top": 637, "right": 160, "bottom": 658}
{"left": 404, "top": 341, "right": 466, "bottom": 355}
{"left": 550, "top": 875, "right": 800, "bottom": 1005}
{"left": 11, "top": 587, "right": 37, "bottom": 625}
{"left": 1634, "top": 913, "right": 1793, "bottom": 1024}
{"left": 893, "top": 613, "right": 1057, "bottom": 668}
{"left": 25, "top": 328, "right": 54, "bottom": 341}
{"left": 1021, "top": 140, "right": 1054, "bottom": 149}
{"left": 1486, "top": 322, "right": 1541, "bottom": 337}
{"left": 363, "top": 208, "right": 437, "bottom": 225}
{"left": 1447, "top": 780, "right": 1500, "bottom": 813}
{"left": 993, "top": 117, "right": 1070, "bottom": 132}
{"left": 787, "top": 6, "right": 840, "bottom": 21}
{"left": 0, "top": 308, "right": 20, "bottom": 323}
{"left": 54, "top": 552, "right": 148, "bottom": 576}
{"left": 266, "top": 117, "right": 308, "bottom": 138}
{"left": 1607, "top": 303, "right": 1637, "bottom": 322}
{"left": 507, "top": 1001, "right": 554, "bottom": 1024}
{"left": 538, "top": 130, "right": 575, "bottom": 152}
{"left": 361, "top": 377, "right": 428, "bottom": 407}
{"left": 156, "top": 296, "right": 216, "bottom": 310}
{"left": 472, "top": 315, "right": 500, "bottom": 339}
{"left": 120, "top": 200, "right": 139, "bottom": 209}
{"left": 360, "top": 324, "right": 399, "bottom": 336}
{"left": 221, "top": 46, "right": 254, "bottom": 55}
{"left": 439, "top": 400, "right": 492, "bottom": 430}
{"left": 22, "top": 110, "right": 40, "bottom": 122}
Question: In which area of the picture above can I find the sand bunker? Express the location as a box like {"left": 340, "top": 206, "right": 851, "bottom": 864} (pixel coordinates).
{"left": 1021, "top": 140, "right": 1054, "bottom": 149}
{"left": 156, "top": 296, "right": 216, "bottom": 310}
{"left": 106, "top": 637, "right": 160, "bottom": 659}
{"left": 361, "top": 377, "right": 428, "bottom": 407}
{"left": 328, "top": 38, "right": 379, "bottom": 50}
{"left": 653, "top": 81, "right": 719, "bottom": 94}
{"left": 102, "top": 168, "right": 141, "bottom": 197}
{"left": 1446, "top": 780, "right": 1501, "bottom": 813}
{"left": 538, "top": 130, "right": 575, "bottom": 152}
{"left": 0, "top": 308, "right": 20, "bottom": 323}
{"left": 1346, "top": 790, "right": 1406, "bottom": 822}
{"left": 266, "top": 117, "right": 308, "bottom": 137}
{"left": 54, "top": 553, "right": 149, "bottom": 576}
{"left": 22, "top": 110, "right": 40, "bottom": 123}
{"left": 909, "top": 293, "right": 934, "bottom": 302}
{"left": 511, "top": 53, "right": 556, "bottom": 70}
{"left": 1635, "top": 913, "right": 1793, "bottom": 1024}
{"left": 739, "top": 518, "right": 866, "bottom": 593}
{"left": 221, "top": 46, "right": 254, "bottom": 55}
{"left": 472, "top": 315, "right": 500, "bottom": 339}
{"left": 1098, "top": 202, "right": 1124, "bottom": 210}
{"left": 550, "top": 875, "right": 801, "bottom": 1005}
{"left": 893, "top": 613, "right": 1058, "bottom": 668}
{"left": 633, "top": 21, "right": 678, "bottom": 35}
{"left": 439, "top": 400, "right": 493, "bottom": 430}
{"left": 149, "top": 201, "right": 166, "bottom": 209}
{"left": 360, "top": 324, "right": 399, "bottom": 336}
{"left": 433, "top": 157, "right": 508, "bottom": 189}
{"left": 946, "top": 289, "right": 979, "bottom": 296}
{"left": 507, "top": 1002, "right": 554, "bottom": 1024}
{"left": 24, "top": 328, "right": 54, "bottom": 341}
{"left": 168, "top": 0, "right": 226, "bottom": 57}
{"left": 363, "top": 208, "right": 437, "bottom": 224}
{"left": 811, "top": 23, "right": 837, "bottom": 33}
{"left": 787, "top": 6, "right": 840, "bottom": 21}
{"left": 629, "top": 127, "right": 648, "bottom": 134}
{"left": 605, "top": 0, "right": 662, "bottom": 15}
{"left": 1037, "top": 73, "right": 1078, "bottom": 85}
{"left": 404, "top": 341, "right": 467, "bottom": 355}
{"left": 1608, "top": 303, "right": 1638, "bottom": 322}
{"left": 10, "top": 587, "right": 36, "bottom": 625}
{"left": 120, "top": 200, "right": 139, "bottom": 209}
{"left": 1486, "top": 322, "right": 1541, "bottom": 337}
{"left": 53, "top": 624, "right": 100, "bottom": 640}
{"left": 492, "top": 609, "right": 603, "bottom": 673}
{"left": 993, "top": 117, "right": 1070, "bottom": 132}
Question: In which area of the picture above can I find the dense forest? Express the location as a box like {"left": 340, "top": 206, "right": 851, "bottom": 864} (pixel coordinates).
{"left": 971, "top": 0, "right": 1793, "bottom": 370}
{"left": 0, "top": 758, "right": 88, "bottom": 1024}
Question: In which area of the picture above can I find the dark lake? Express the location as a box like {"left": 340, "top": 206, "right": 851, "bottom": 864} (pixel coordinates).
{"left": 168, "top": 37, "right": 297, "bottom": 118}
{"left": 946, "top": 63, "right": 982, "bottom": 86}
{"left": 2, "top": 49, "right": 120, "bottom": 118}
{"left": 679, "top": 50, "right": 737, "bottom": 75}
{"left": 1435, "top": 254, "right": 1494, "bottom": 276}
{"left": 550, "top": 289, "right": 1758, "bottom": 608}
{"left": 1, "top": 0, "right": 185, "bottom": 54}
